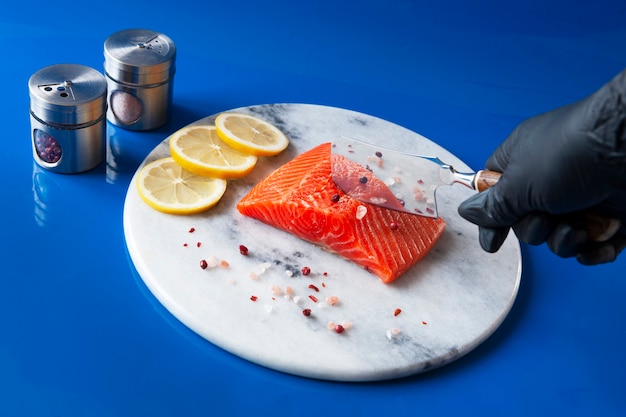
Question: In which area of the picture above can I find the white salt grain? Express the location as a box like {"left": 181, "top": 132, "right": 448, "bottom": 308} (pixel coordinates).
{"left": 206, "top": 255, "right": 219, "bottom": 268}
{"left": 356, "top": 205, "right": 367, "bottom": 220}
{"left": 386, "top": 327, "right": 401, "bottom": 340}
{"left": 254, "top": 262, "right": 272, "bottom": 275}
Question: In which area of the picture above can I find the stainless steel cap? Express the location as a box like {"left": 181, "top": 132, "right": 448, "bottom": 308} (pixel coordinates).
{"left": 28, "top": 64, "right": 107, "bottom": 126}
{"left": 104, "top": 29, "right": 176, "bottom": 86}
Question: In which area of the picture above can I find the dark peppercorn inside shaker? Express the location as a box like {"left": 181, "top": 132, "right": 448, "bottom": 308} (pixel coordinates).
{"left": 104, "top": 29, "right": 176, "bottom": 130}
{"left": 28, "top": 64, "right": 107, "bottom": 174}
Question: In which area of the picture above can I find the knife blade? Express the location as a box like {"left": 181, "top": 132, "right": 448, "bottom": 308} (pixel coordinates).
{"left": 330, "top": 137, "right": 621, "bottom": 242}
{"left": 331, "top": 136, "right": 501, "bottom": 218}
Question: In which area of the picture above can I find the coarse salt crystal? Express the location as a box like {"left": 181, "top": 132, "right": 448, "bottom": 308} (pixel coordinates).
{"left": 283, "top": 288, "right": 293, "bottom": 299}
{"left": 285, "top": 269, "right": 294, "bottom": 277}
{"left": 366, "top": 155, "right": 384, "bottom": 168}
{"left": 292, "top": 295, "right": 301, "bottom": 304}
{"left": 326, "top": 295, "right": 339, "bottom": 306}
{"left": 386, "top": 327, "right": 401, "bottom": 340}
{"left": 264, "top": 304, "right": 273, "bottom": 313}
{"left": 369, "top": 197, "right": 388, "bottom": 205}
{"left": 206, "top": 255, "right": 219, "bottom": 268}
{"left": 254, "top": 262, "right": 272, "bottom": 275}
{"left": 269, "top": 284, "right": 282, "bottom": 296}
{"left": 356, "top": 205, "right": 367, "bottom": 220}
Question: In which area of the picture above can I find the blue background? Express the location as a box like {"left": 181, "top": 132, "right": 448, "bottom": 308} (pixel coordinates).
{"left": 1, "top": 0, "right": 625, "bottom": 415}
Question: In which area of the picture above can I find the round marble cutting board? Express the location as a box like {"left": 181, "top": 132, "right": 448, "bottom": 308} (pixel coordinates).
{"left": 123, "top": 103, "right": 521, "bottom": 381}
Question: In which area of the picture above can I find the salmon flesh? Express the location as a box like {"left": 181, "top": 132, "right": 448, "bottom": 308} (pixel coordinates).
{"left": 237, "top": 143, "right": 446, "bottom": 283}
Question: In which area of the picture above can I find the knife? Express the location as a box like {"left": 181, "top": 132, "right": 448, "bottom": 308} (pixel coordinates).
{"left": 330, "top": 136, "right": 501, "bottom": 218}
{"left": 331, "top": 136, "right": 622, "bottom": 243}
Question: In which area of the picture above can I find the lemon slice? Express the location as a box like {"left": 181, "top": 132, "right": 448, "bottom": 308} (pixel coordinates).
{"left": 169, "top": 125, "right": 258, "bottom": 178}
{"left": 215, "top": 112, "right": 289, "bottom": 156}
{"left": 136, "top": 157, "right": 227, "bottom": 214}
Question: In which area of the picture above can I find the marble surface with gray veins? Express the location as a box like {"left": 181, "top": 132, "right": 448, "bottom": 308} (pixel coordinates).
{"left": 123, "top": 103, "right": 521, "bottom": 381}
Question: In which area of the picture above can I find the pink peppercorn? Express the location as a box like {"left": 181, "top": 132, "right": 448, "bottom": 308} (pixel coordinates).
{"left": 239, "top": 245, "right": 249, "bottom": 256}
{"left": 200, "top": 260, "right": 208, "bottom": 269}
{"left": 335, "top": 324, "right": 345, "bottom": 334}
{"left": 301, "top": 266, "right": 311, "bottom": 276}
{"left": 302, "top": 309, "right": 312, "bottom": 317}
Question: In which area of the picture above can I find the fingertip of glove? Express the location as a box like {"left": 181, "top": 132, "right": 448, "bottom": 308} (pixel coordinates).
{"left": 547, "top": 223, "right": 588, "bottom": 258}
{"left": 457, "top": 192, "right": 490, "bottom": 223}
{"left": 576, "top": 244, "right": 617, "bottom": 265}
{"left": 478, "top": 226, "right": 510, "bottom": 253}
{"left": 513, "top": 213, "right": 555, "bottom": 245}
{"left": 576, "top": 233, "right": 626, "bottom": 265}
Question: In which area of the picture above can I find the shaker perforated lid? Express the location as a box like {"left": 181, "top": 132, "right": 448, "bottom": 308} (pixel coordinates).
{"left": 104, "top": 29, "right": 176, "bottom": 86}
{"left": 28, "top": 64, "right": 107, "bottom": 126}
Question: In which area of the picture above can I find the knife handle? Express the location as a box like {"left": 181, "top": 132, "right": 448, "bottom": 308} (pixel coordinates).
{"left": 472, "top": 170, "right": 621, "bottom": 242}
{"left": 474, "top": 170, "right": 501, "bottom": 192}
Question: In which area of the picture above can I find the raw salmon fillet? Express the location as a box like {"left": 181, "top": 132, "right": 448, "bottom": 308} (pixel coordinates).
{"left": 237, "top": 142, "right": 446, "bottom": 283}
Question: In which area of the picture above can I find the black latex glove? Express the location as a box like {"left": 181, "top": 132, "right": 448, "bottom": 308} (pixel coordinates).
{"left": 458, "top": 69, "right": 626, "bottom": 265}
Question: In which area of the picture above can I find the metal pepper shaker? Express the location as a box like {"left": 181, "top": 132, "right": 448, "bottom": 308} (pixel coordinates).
{"left": 104, "top": 29, "right": 176, "bottom": 130}
{"left": 28, "top": 64, "right": 107, "bottom": 174}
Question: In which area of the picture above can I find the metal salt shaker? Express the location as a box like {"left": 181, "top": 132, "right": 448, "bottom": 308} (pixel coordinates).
{"left": 104, "top": 29, "right": 176, "bottom": 130}
{"left": 29, "top": 64, "right": 107, "bottom": 174}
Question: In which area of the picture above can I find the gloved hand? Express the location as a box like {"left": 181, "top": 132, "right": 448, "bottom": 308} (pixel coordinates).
{"left": 458, "top": 69, "right": 626, "bottom": 265}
